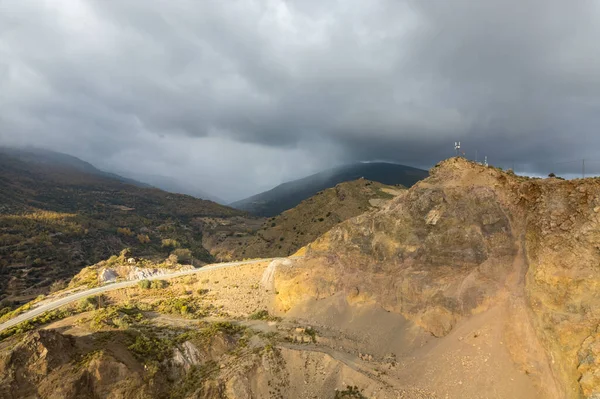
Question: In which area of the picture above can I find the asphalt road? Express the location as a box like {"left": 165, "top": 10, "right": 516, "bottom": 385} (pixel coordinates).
{"left": 0, "top": 257, "right": 289, "bottom": 333}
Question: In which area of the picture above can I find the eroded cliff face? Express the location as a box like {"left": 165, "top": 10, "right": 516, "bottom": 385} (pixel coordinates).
{"left": 274, "top": 157, "right": 600, "bottom": 398}
{"left": 0, "top": 328, "right": 405, "bottom": 399}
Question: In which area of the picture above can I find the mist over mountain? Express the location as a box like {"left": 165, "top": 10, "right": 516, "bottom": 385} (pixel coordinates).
{"left": 122, "top": 172, "right": 226, "bottom": 204}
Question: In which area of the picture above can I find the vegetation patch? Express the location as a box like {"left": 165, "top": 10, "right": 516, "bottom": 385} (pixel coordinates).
{"left": 0, "top": 308, "right": 75, "bottom": 341}
{"left": 248, "top": 309, "right": 281, "bottom": 322}
{"left": 89, "top": 305, "right": 144, "bottom": 331}
{"left": 304, "top": 327, "right": 317, "bottom": 343}
{"left": 335, "top": 386, "right": 367, "bottom": 398}
{"left": 169, "top": 361, "right": 220, "bottom": 399}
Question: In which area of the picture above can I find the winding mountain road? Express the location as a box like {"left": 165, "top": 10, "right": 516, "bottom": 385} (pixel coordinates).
{"left": 0, "top": 257, "right": 293, "bottom": 333}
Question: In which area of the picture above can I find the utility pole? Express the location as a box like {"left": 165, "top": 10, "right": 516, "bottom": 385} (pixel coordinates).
{"left": 475, "top": 149, "right": 478, "bottom": 163}
{"left": 583, "top": 159, "right": 585, "bottom": 179}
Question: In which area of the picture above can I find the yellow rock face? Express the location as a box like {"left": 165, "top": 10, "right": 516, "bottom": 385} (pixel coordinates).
{"left": 274, "top": 157, "right": 600, "bottom": 398}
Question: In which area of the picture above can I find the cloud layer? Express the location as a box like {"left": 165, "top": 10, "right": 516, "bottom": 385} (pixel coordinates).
{"left": 2, "top": 0, "right": 600, "bottom": 200}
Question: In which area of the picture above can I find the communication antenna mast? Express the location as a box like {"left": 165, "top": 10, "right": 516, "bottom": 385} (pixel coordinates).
{"left": 454, "top": 141, "right": 461, "bottom": 157}
{"left": 484, "top": 156, "right": 488, "bottom": 167}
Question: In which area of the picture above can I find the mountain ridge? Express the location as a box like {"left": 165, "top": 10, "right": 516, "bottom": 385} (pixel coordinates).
{"left": 230, "top": 162, "right": 428, "bottom": 217}
{"left": 205, "top": 178, "right": 405, "bottom": 260}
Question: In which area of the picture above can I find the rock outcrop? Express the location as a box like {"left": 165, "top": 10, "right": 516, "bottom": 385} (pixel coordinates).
{"left": 273, "top": 157, "right": 600, "bottom": 398}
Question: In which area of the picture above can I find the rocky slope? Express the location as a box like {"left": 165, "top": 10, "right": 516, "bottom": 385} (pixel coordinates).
{"left": 272, "top": 157, "right": 600, "bottom": 398}
{"left": 0, "top": 261, "right": 425, "bottom": 399}
{"left": 205, "top": 179, "right": 404, "bottom": 260}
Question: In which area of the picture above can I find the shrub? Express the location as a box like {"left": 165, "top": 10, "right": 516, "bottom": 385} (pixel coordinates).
{"left": 335, "top": 386, "right": 367, "bottom": 398}
{"left": 249, "top": 310, "right": 270, "bottom": 320}
{"left": 49, "top": 279, "right": 67, "bottom": 293}
{"left": 90, "top": 306, "right": 143, "bottom": 331}
{"left": 127, "top": 332, "right": 170, "bottom": 362}
{"left": 161, "top": 238, "right": 180, "bottom": 248}
{"left": 138, "top": 280, "right": 151, "bottom": 289}
{"left": 106, "top": 255, "right": 119, "bottom": 266}
{"left": 171, "top": 248, "right": 192, "bottom": 263}
{"left": 305, "top": 327, "right": 317, "bottom": 343}
{"left": 150, "top": 280, "right": 169, "bottom": 289}
{"left": 248, "top": 309, "right": 281, "bottom": 322}
{"left": 117, "top": 227, "right": 134, "bottom": 237}
{"left": 167, "top": 254, "right": 179, "bottom": 264}
{"left": 137, "top": 234, "right": 151, "bottom": 244}
{"left": 78, "top": 296, "right": 98, "bottom": 312}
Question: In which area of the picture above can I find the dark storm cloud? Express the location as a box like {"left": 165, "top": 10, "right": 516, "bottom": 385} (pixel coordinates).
{"left": 2, "top": 0, "right": 600, "bottom": 201}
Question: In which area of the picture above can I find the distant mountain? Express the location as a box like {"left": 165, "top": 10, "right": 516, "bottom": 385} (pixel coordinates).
{"left": 0, "top": 147, "right": 245, "bottom": 303}
{"left": 124, "top": 172, "right": 226, "bottom": 204}
{"left": 230, "top": 162, "right": 429, "bottom": 217}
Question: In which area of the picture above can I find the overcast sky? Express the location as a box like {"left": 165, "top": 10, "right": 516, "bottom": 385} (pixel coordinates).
{"left": 2, "top": 0, "right": 600, "bottom": 201}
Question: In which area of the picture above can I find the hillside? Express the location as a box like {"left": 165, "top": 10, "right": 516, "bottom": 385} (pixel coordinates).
{"left": 230, "top": 162, "right": 428, "bottom": 217}
{"left": 4, "top": 158, "right": 600, "bottom": 398}
{"left": 273, "top": 157, "right": 600, "bottom": 398}
{"left": 0, "top": 147, "right": 151, "bottom": 189}
{"left": 0, "top": 148, "right": 246, "bottom": 304}
{"left": 205, "top": 179, "right": 405, "bottom": 260}
{"left": 0, "top": 260, "right": 427, "bottom": 399}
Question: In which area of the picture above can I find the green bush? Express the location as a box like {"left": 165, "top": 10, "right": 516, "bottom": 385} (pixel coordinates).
{"left": 150, "top": 280, "right": 169, "bottom": 289}
{"left": 335, "top": 386, "right": 366, "bottom": 398}
{"left": 248, "top": 309, "right": 281, "bottom": 322}
{"left": 171, "top": 248, "right": 192, "bottom": 263}
{"left": 249, "top": 310, "right": 270, "bottom": 320}
{"left": 89, "top": 306, "right": 143, "bottom": 331}
{"left": 305, "top": 327, "right": 317, "bottom": 343}
{"left": 161, "top": 238, "right": 180, "bottom": 248}
{"left": 138, "top": 279, "right": 151, "bottom": 289}
{"left": 78, "top": 296, "right": 98, "bottom": 312}
{"left": 127, "top": 332, "right": 170, "bottom": 362}
{"left": 137, "top": 234, "right": 151, "bottom": 244}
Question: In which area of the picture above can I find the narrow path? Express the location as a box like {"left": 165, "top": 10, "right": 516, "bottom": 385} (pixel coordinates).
{"left": 0, "top": 257, "right": 299, "bottom": 332}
